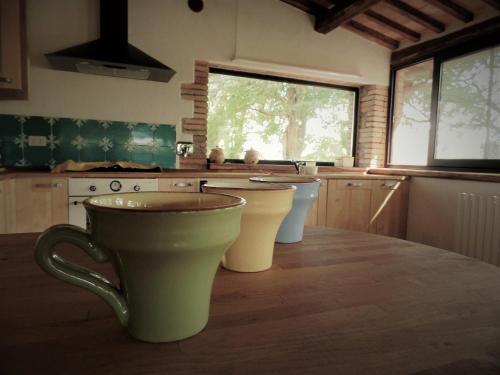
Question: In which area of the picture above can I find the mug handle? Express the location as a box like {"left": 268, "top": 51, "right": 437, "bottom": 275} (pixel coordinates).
{"left": 34, "top": 224, "right": 129, "bottom": 327}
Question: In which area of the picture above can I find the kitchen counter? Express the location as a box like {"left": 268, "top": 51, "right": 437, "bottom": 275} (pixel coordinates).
{"left": 3, "top": 165, "right": 499, "bottom": 182}
{"left": 368, "top": 168, "right": 500, "bottom": 183}
{"left": 0, "top": 169, "right": 408, "bottom": 180}
{"left": 2, "top": 227, "right": 500, "bottom": 374}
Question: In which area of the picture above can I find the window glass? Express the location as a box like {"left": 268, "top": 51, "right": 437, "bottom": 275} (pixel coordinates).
{"left": 390, "top": 60, "right": 433, "bottom": 165}
{"left": 436, "top": 46, "right": 500, "bottom": 160}
{"left": 207, "top": 72, "right": 357, "bottom": 162}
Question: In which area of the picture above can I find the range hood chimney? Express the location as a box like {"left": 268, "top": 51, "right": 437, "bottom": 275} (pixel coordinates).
{"left": 45, "top": 0, "right": 176, "bottom": 82}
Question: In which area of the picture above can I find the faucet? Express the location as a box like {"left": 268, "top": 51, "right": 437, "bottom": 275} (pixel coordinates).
{"left": 176, "top": 142, "right": 194, "bottom": 158}
{"left": 292, "top": 160, "right": 306, "bottom": 175}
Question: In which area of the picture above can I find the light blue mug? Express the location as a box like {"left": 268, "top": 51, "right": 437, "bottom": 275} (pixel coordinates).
{"left": 250, "top": 176, "right": 320, "bottom": 243}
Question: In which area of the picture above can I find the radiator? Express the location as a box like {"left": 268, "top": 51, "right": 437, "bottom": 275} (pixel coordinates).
{"left": 454, "top": 193, "right": 500, "bottom": 265}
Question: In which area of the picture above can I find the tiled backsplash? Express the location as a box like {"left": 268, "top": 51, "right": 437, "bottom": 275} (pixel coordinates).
{"left": 0, "top": 114, "right": 176, "bottom": 169}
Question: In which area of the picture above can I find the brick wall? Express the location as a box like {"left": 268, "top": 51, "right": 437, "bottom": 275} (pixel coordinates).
{"left": 179, "top": 61, "right": 209, "bottom": 169}
{"left": 179, "top": 64, "right": 389, "bottom": 169}
{"left": 356, "top": 85, "right": 389, "bottom": 168}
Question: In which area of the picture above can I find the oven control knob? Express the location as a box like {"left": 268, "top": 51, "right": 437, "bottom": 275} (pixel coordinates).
{"left": 133, "top": 185, "right": 141, "bottom": 192}
{"left": 110, "top": 180, "right": 122, "bottom": 192}
{"left": 89, "top": 185, "right": 97, "bottom": 192}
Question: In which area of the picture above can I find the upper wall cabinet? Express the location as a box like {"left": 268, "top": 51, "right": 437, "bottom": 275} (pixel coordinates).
{"left": 0, "top": 0, "right": 28, "bottom": 100}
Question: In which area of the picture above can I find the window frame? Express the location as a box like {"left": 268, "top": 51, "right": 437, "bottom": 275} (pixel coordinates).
{"left": 386, "top": 59, "right": 434, "bottom": 169}
{"left": 208, "top": 67, "right": 360, "bottom": 164}
{"left": 387, "top": 33, "right": 500, "bottom": 171}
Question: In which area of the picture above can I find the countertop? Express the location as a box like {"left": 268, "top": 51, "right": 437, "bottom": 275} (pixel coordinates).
{"left": 2, "top": 227, "right": 500, "bottom": 374}
{"left": 0, "top": 169, "right": 408, "bottom": 181}
{"left": 2, "top": 166, "right": 499, "bottom": 182}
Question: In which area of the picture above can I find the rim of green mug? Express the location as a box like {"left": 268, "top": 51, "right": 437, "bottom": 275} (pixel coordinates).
{"left": 83, "top": 192, "right": 246, "bottom": 214}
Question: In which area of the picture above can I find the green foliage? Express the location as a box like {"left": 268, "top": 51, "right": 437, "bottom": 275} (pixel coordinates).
{"left": 207, "top": 73, "right": 355, "bottom": 161}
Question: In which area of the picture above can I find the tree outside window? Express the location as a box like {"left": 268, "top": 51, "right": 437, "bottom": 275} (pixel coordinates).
{"left": 207, "top": 72, "right": 357, "bottom": 162}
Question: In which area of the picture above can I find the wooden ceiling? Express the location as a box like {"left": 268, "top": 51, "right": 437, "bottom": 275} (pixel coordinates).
{"left": 281, "top": 0, "right": 500, "bottom": 49}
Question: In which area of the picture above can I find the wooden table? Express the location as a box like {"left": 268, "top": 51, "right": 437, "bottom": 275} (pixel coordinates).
{"left": 2, "top": 227, "right": 500, "bottom": 375}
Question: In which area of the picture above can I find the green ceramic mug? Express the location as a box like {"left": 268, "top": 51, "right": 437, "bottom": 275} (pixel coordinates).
{"left": 34, "top": 192, "right": 245, "bottom": 343}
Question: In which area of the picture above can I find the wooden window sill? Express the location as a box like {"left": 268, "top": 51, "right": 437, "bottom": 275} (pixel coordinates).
{"left": 368, "top": 168, "right": 500, "bottom": 183}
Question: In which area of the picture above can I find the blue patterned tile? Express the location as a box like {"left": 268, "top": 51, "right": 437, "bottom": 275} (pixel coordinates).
{"left": 25, "top": 146, "right": 50, "bottom": 166}
{"left": 155, "top": 146, "right": 176, "bottom": 168}
{"left": 80, "top": 119, "right": 105, "bottom": 143}
{"left": 0, "top": 114, "right": 177, "bottom": 168}
{"left": 130, "top": 145, "right": 154, "bottom": 165}
{"left": 53, "top": 118, "right": 80, "bottom": 148}
{"left": 107, "top": 144, "right": 130, "bottom": 162}
{"left": 80, "top": 142, "right": 105, "bottom": 162}
{"left": 106, "top": 122, "right": 130, "bottom": 144}
{"left": 131, "top": 124, "right": 153, "bottom": 146}
{"left": 23, "top": 117, "right": 51, "bottom": 136}
{"left": 155, "top": 124, "right": 175, "bottom": 140}
{"left": 53, "top": 144, "right": 79, "bottom": 163}
{"left": 1, "top": 137, "right": 23, "bottom": 166}
{"left": 0, "top": 115, "right": 22, "bottom": 137}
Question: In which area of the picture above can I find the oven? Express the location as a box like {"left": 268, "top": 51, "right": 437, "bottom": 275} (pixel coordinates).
{"left": 68, "top": 178, "right": 158, "bottom": 228}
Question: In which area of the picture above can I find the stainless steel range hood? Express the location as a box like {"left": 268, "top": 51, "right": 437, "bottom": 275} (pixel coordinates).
{"left": 45, "top": 0, "right": 175, "bottom": 83}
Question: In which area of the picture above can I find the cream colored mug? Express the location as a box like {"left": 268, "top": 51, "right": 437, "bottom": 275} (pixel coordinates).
{"left": 203, "top": 181, "right": 294, "bottom": 272}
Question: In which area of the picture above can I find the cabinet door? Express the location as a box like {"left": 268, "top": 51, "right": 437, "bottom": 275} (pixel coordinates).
{"left": 304, "top": 180, "right": 327, "bottom": 226}
{"left": 9, "top": 178, "right": 68, "bottom": 233}
{"left": 0, "top": 0, "right": 28, "bottom": 100}
{"left": 158, "top": 178, "right": 199, "bottom": 192}
{"left": 370, "top": 180, "right": 409, "bottom": 239}
{"left": 326, "top": 180, "right": 372, "bottom": 232}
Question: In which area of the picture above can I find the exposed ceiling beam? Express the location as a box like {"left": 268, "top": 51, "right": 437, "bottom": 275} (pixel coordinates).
{"left": 424, "top": 0, "right": 473, "bottom": 23}
{"left": 309, "top": 0, "right": 335, "bottom": 9}
{"left": 391, "top": 15, "right": 500, "bottom": 66}
{"left": 481, "top": 0, "right": 500, "bottom": 10}
{"left": 281, "top": 0, "right": 323, "bottom": 15}
{"left": 385, "top": 0, "right": 446, "bottom": 33}
{"left": 315, "top": 0, "right": 383, "bottom": 34}
{"left": 343, "top": 20, "right": 400, "bottom": 49}
{"left": 364, "top": 9, "right": 421, "bottom": 41}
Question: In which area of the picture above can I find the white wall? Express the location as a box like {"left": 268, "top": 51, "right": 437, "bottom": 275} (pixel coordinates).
{"left": 0, "top": 0, "right": 390, "bottom": 139}
{"left": 235, "top": 1, "right": 389, "bottom": 84}
{"left": 407, "top": 177, "right": 500, "bottom": 251}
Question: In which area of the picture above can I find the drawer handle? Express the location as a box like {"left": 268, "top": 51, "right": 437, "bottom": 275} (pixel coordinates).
{"left": 381, "top": 182, "right": 398, "bottom": 188}
{"left": 174, "top": 182, "right": 192, "bottom": 187}
{"left": 0, "top": 76, "right": 12, "bottom": 84}
{"left": 34, "top": 183, "right": 63, "bottom": 189}
{"left": 71, "top": 201, "right": 83, "bottom": 206}
{"left": 347, "top": 182, "right": 362, "bottom": 187}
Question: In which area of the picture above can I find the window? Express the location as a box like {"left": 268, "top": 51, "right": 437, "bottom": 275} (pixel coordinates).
{"left": 389, "top": 37, "right": 500, "bottom": 169}
{"left": 207, "top": 69, "right": 358, "bottom": 162}
{"left": 390, "top": 60, "right": 433, "bottom": 165}
{"left": 435, "top": 46, "right": 500, "bottom": 161}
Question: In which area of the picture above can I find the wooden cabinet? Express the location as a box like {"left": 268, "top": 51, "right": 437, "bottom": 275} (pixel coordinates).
{"left": 304, "top": 179, "right": 327, "bottom": 226}
{"left": 0, "top": 0, "right": 28, "bottom": 100}
{"left": 0, "top": 179, "right": 7, "bottom": 234}
{"left": 158, "top": 178, "right": 199, "bottom": 192}
{"left": 369, "top": 180, "right": 409, "bottom": 239}
{"left": 6, "top": 178, "right": 68, "bottom": 233}
{"left": 326, "top": 180, "right": 373, "bottom": 232}
{"left": 324, "top": 178, "right": 409, "bottom": 239}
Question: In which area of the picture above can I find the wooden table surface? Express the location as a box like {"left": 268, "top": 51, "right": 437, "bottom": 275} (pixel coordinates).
{"left": 2, "top": 227, "right": 500, "bottom": 375}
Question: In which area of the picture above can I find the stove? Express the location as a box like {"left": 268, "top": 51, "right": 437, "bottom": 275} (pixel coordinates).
{"left": 68, "top": 177, "right": 159, "bottom": 228}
